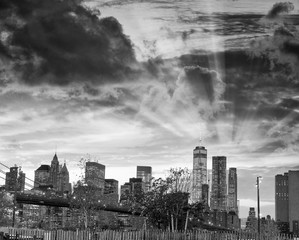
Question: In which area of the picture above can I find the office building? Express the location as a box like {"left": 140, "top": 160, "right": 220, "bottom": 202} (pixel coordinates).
{"left": 85, "top": 162, "right": 105, "bottom": 192}
{"left": 104, "top": 179, "right": 119, "bottom": 204}
{"left": 58, "top": 162, "right": 71, "bottom": 194}
{"left": 275, "top": 170, "right": 299, "bottom": 234}
{"left": 191, "top": 146, "right": 207, "bottom": 203}
{"left": 34, "top": 165, "right": 51, "bottom": 188}
{"left": 129, "top": 178, "right": 143, "bottom": 193}
{"left": 5, "top": 166, "right": 25, "bottom": 192}
{"left": 246, "top": 207, "right": 257, "bottom": 232}
{"left": 136, "top": 166, "right": 152, "bottom": 192}
{"left": 228, "top": 168, "right": 238, "bottom": 214}
{"left": 50, "top": 153, "right": 60, "bottom": 190}
{"left": 120, "top": 182, "right": 131, "bottom": 202}
{"left": 202, "top": 184, "right": 209, "bottom": 207}
{"left": 210, "top": 156, "right": 227, "bottom": 211}
{"left": 288, "top": 171, "right": 299, "bottom": 234}
{"left": 105, "top": 179, "right": 118, "bottom": 195}
{"left": 275, "top": 173, "right": 289, "bottom": 223}
{"left": 34, "top": 154, "right": 71, "bottom": 194}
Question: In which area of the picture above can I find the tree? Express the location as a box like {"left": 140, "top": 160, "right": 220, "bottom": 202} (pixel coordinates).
{"left": 122, "top": 168, "right": 204, "bottom": 231}
{"left": 0, "top": 190, "right": 14, "bottom": 226}
{"left": 70, "top": 181, "right": 101, "bottom": 229}
{"left": 69, "top": 155, "right": 103, "bottom": 229}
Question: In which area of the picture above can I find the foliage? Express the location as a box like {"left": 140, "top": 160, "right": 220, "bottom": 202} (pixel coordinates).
{"left": 70, "top": 180, "right": 102, "bottom": 229}
{"left": 122, "top": 168, "right": 205, "bottom": 231}
{"left": 0, "top": 190, "right": 14, "bottom": 226}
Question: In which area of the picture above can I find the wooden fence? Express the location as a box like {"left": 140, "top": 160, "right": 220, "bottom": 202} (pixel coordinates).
{"left": 0, "top": 228, "right": 297, "bottom": 240}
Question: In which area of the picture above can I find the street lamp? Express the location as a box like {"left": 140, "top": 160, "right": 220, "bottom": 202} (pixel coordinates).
{"left": 256, "top": 176, "right": 262, "bottom": 236}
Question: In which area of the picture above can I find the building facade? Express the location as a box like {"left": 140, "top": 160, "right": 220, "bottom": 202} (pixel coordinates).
{"left": 104, "top": 179, "right": 118, "bottom": 195}
{"left": 275, "top": 170, "right": 299, "bottom": 234}
{"left": 288, "top": 171, "right": 299, "bottom": 234}
{"left": 34, "top": 165, "right": 51, "bottom": 188}
{"left": 58, "top": 163, "right": 71, "bottom": 194}
{"left": 202, "top": 184, "right": 209, "bottom": 207}
{"left": 228, "top": 168, "right": 238, "bottom": 214}
{"left": 136, "top": 166, "right": 152, "bottom": 192}
{"left": 275, "top": 173, "right": 289, "bottom": 223}
{"left": 210, "top": 156, "right": 227, "bottom": 211}
{"left": 85, "top": 162, "right": 105, "bottom": 192}
{"left": 50, "top": 153, "right": 60, "bottom": 190}
{"left": 191, "top": 146, "right": 207, "bottom": 203}
{"left": 34, "top": 154, "right": 71, "bottom": 195}
{"left": 5, "top": 166, "right": 25, "bottom": 192}
{"left": 246, "top": 207, "right": 257, "bottom": 232}
{"left": 104, "top": 179, "right": 119, "bottom": 204}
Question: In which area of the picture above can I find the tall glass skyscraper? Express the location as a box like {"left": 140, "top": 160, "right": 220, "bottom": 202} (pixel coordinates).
{"left": 210, "top": 156, "right": 227, "bottom": 211}
{"left": 136, "top": 166, "right": 152, "bottom": 192}
{"left": 228, "top": 167, "right": 238, "bottom": 214}
{"left": 191, "top": 146, "right": 207, "bottom": 203}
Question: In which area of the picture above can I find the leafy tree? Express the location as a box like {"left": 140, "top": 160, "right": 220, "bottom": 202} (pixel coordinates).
{"left": 122, "top": 168, "right": 204, "bottom": 231}
{"left": 70, "top": 180, "right": 101, "bottom": 229}
{"left": 0, "top": 190, "right": 14, "bottom": 226}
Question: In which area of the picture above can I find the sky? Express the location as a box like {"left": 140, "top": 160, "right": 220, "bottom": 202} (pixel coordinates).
{"left": 0, "top": 0, "right": 299, "bottom": 218}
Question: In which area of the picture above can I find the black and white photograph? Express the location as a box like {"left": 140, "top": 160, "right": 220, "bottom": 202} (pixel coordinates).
{"left": 0, "top": 0, "right": 299, "bottom": 238}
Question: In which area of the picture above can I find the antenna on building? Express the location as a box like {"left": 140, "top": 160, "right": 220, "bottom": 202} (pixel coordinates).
{"left": 199, "top": 137, "right": 202, "bottom": 146}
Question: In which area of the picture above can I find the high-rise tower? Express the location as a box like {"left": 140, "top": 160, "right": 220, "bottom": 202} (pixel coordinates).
{"left": 85, "top": 162, "right": 105, "bottom": 193}
{"left": 50, "top": 153, "right": 60, "bottom": 190}
{"left": 275, "top": 170, "right": 299, "bottom": 234}
{"left": 58, "top": 162, "right": 71, "bottom": 193}
{"left": 5, "top": 166, "right": 25, "bottom": 192}
{"left": 191, "top": 146, "right": 207, "bottom": 203}
{"left": 228, "top": 168, "right": 238, "bottom": 214}
{"left": 275, "top": 173, "right": 289, "bottom": 223}
{"left": 288, "top": 171, "right": 299, "bottom": 234}
{"left": 136, "top": 166, "right": 152, "bottom": 192}
{"left": 210, "top": 156, "right": 227, "bottom": 211}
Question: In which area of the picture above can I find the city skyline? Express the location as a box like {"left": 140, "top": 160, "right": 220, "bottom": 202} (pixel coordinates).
{"left": 0, "top": 0, "right": 299, "bottom": 221}
{"left": 0, "top": 148, "right": 292, "bottom": 219}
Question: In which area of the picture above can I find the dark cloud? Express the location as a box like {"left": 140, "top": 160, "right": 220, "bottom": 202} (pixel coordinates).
{"left": 83, "top": 84, "right": 100, "bottom": 96}
{"left": 282, "top": 39, "right": 299, "bottom": 57}
{"left": 254, "top": 140, "right": 287, "bottom": 153}
{"left": 279, "top": 98, "right": 299, "bottom": 109}
{"left": 266, "top": 2, "right": 294, "bottom": 19}
{"left": 0, "top": 0, "right": 138, "bottom": 86}
{"left": 183, "top": 66, "right": 219, "bottom": 103}
{"left": 179, "top": 13, "right": 267, "bottom": 36}
{"left": 181, "top": 29, "right": 195, "bottom": 41}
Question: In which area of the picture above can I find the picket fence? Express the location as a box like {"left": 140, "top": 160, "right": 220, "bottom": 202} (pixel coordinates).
{"left": 0, "top": 228, "right": 297, "bottom": 240}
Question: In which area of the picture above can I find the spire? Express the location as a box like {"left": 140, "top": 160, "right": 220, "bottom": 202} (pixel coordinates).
{"left": 52, "top": 152, "right": 58, "bottom": 163}
{"left": 61, "top": 161, "right": 69, "bottom": 174}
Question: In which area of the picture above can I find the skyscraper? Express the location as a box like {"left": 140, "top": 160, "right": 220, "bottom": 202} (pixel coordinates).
{"left": 191, "top": 146, "right": 207, "bottom": 203}
{"left": 104, "top": 179, "right": 119, "bottom": 195}
{"left": 275, "top": 173, "right": 289, "bottom": 223}
{"left": 85, "top": 162, "right": 105, "bottom": 193}
{"left": 228, "top": 168, "right": 238, "bottom": 214}
{"left": 34, "top": 165, "right": 51, "bottom": 188}
{"left": 136, "top": 166, "right": 152, "bottom": 192}
{"left": 5, "top": 166, "right": 25, "bottom": 192}
{"left": 210, "top": 156, "right": 227, "bottom": 211}
{"left": 50, "top": 153, "right": 60, "bottom": 190}
{"left": 103, "top": 179, "right": 118, "bottom": 204}
{"left": 275, "top": 170, "right": 299, "bottom": 234}
{"left": 246, "top": 207, "right": 257, "bottom": 231}
{"left": 288, "top": 171, "right": 299, "bottom": 235}
{"left": 58, "top": 162, "right": 71, "bottom": 193}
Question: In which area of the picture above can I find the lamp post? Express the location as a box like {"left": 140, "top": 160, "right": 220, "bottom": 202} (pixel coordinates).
{"left": 256, "top": 176, "right": 262, "bottom": 236}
